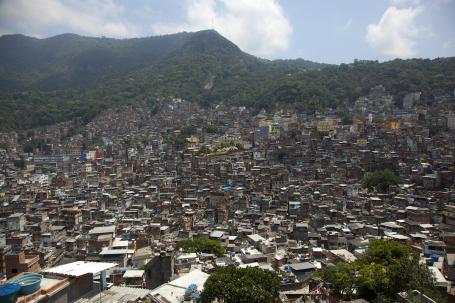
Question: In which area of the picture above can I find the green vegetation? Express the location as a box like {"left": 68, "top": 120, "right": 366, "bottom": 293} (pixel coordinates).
{"left": 209, "top": 139, "right": 242, "bottom": 156}
{"left": 180, "top": 125, "right": 196, "bottom": 136}
{"left": 362, "top": 169, "right": 400, "bottom": 192}
{"left": 176, "top": 237, "right": 225, "bottom": 257}
{"left": 320, "top": 240, "right": 443, "bottom": 303}
{"left": 46, "top": 167, "right": 57, "bottom": 174}
{"left": 197, "top": 145, "right": 211, "bottom": 155}
{"left": 1, "top": 30, "right": 455, "bottom": 131}
{"left": 201, "top": 266, "right": 281, "bottom": 303}
{"left": 372, "top": 116, "right": 385, "bottom": 124}
{"left": 173, "top": 135, "right": 188, "bottom": 148}
{"left": 0, "top": 32, "right": 193, "bottom": 91}
{"left": 13, "top": 158, "right": 25, "bottom": 169}
{"left": 206, "top": 123, "right": 223, "bottom": 134}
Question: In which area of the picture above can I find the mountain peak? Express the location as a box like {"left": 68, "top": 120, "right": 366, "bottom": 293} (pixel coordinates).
{"left": 183, "top": 29, "right": 241, "bottom": 55}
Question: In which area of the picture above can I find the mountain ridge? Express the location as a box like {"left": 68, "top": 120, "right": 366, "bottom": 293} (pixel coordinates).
{"left": 0, "top": 30, "right": 454, "bottom": 131}
{"left": 0, "top": 30, "right": 327, "bottom": 92}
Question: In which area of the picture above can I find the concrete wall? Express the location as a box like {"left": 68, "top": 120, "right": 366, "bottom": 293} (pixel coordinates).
{"left": 68, "top": 274, "right": 94, "bottom": 302}
{"left": 144, "top": 253, "right": 173, "bottom": 289}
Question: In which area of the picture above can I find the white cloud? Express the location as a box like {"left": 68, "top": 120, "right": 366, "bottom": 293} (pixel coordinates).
{"left": 366, "top": 5, "right": 427, "bottom": 58}
{"left": 0, "top": 0, "right": 140, "bottom": 38}
{"left": 151, "top": 0, "right": 293, "bottom": 56}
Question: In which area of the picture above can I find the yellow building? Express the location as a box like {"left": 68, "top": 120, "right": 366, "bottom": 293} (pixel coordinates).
{"left": 317, "top": 119, "right": 338, "bottom": 132}
{"left": 384, "top": 121, "right": 400, "bottom": 129}
{"left": 356, "top": 139, "right": 368, "bottom": 145}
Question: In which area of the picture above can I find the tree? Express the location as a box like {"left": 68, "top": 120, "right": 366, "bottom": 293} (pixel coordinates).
{"left": 359, "top": 240, "right": 441, "bottom": 302}
{"left": 320, "top": 262, "right": 357, "bottom": 300}
{"left": 372, "top": 116, "right": 385, "bottom": 124}
{"left": 340, "top": 112, "right": 353, "bottom": 125}
{"left": 13, "top": 158, "right": 25, "bottom": 169}
{"left": 320, "top": 240, "right": 444, "bottom": 303}
{"left": 362, "top": 169, "right": 400, "bottom": 193}
{"left": 201, "top": 266, "right": 281, "bottom": 303}
{"left": 2, "top": 53, "right": 455, "bottom": 131}
{"left": 177, "top": 237, "right": 225, "bottom": 257}
{"left": 206, "top": 123, "right": 223, "bottom": 134}
{"left": 198, "top": 145, "right": 211, "bottom": 155}
{"left": 174, "top": 135, "right": 187, "bottom": 148}
{"left": 181, "top": 125, "right": 196, "bottom": 136}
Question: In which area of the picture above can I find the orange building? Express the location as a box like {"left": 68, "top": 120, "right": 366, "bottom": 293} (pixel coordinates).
{"left": 5, "top": 251, "right": 41, "bottom": 279}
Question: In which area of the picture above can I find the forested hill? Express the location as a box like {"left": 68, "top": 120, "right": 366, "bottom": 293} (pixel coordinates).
{"left": 0, "top": 29, "right": 454, "bottom": 131}
{"left": 0, "top": 32, "right": 193, "bottom": 91}
{"left": 0, "top": 30, "right": 327, "bottom": 92}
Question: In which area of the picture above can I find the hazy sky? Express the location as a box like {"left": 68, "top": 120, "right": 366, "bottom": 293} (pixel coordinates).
{"left": 0, "top": 0, "right": 454, "bottom": 63}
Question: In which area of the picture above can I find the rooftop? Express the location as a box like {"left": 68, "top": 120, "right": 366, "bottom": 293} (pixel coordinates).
{"left": 151, "top": 269, "right": 209, "bottom": 303}
{"left": 75, "top": 286, "right": 151, "bottom": 303}
{"left": 43, "top": 261, "right": 118, "bottom": 277}
{"left": 88, "top": 226, "right": 116, "bottom": 235}
{"left": 123, "top": 269, "right": 144, "bottom": 279}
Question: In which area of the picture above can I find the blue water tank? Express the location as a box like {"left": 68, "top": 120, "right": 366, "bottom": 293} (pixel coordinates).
{"left": 195, "top": 292, "right": 201, "bottom": 301}
{"left": 0, "top": 283, "right": 21, "bottom": 303}
{"left": 11, "top": 273, "right": 43, "bottom": 295}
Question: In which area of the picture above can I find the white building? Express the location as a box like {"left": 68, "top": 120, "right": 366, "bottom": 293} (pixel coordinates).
{"left": 447, "top": 112, "right": 455, "bottom": 130}
{"left": 7, "top": 213, "right": 25, "bottom": 232}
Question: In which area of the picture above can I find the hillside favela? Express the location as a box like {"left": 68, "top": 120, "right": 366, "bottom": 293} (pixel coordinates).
{"left": 0, "top": 1, "right": 454, "bottom": 303}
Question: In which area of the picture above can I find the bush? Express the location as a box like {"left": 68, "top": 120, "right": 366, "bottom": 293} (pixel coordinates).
{"left": 362, "top": 169, "right": 399, "bottom": 193}
{"left": 206, "top": 123, "right": 223, "bottom": 134}
{"left": 177, "top": 237, "right": 225, "bottom": 257}
{"left": 201, "top": 266, "right": 281, "bottom": 303}
{"left": 320, "top": 240, "right": 444, "bottom": 302}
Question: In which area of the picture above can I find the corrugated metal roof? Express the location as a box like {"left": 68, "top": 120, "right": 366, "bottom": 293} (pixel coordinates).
{"left": 122, "top": 269, "right": 144, "bottom": 278}
{"left": 210, "top": 230, "right": 224, "bottom": 238}
{"left": 88, "top": 226, "right": 116, "bottom": 235}
{"left": 77, "top": 286, "right": 151, "bottom": 303}
{"left": 99, "top": 249, "right": 128, "bottom": 255}
{"left": 43, "top": 261, "right": 117, "bottom": 277}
